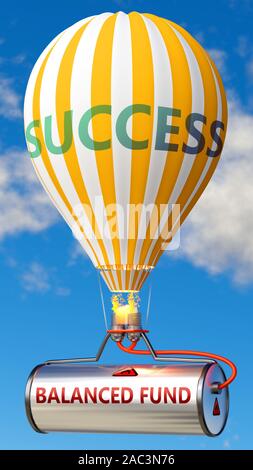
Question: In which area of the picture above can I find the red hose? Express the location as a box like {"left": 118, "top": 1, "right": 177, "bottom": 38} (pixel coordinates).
{"left": 117, "top": 340, "right": 237, "bottom": 390}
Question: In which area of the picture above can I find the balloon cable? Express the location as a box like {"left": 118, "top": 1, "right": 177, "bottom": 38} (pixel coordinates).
{"left": 145, "top": 284, "right": 152, "bottom": 327}
{"left": 117, "top": 339, "right": 237, "bottom": 390}
{"left": 97, "top": 272, "right": 108, "bottom": 330}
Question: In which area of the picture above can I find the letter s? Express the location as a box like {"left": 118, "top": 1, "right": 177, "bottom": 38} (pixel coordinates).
{"left": 183, "top": 113, "right": 206, "bottom": 154}
{"left": 207, "top": 120, "right": 225, "bottom": 157}
{"left": 25, "top": 120, "right": 42, "bottom": 158}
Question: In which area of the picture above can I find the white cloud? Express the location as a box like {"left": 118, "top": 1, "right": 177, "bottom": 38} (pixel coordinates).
{"left": 21, "top": 262, "right": 50, "bottom": 293}
{"left": 0, "top": 149, "right": 58, "bottom": 239}
{"left": 21, "top": 262, "right": 71, "bottom": 296}
{"left": 0, "top": 76, "right": 22, "bottom": 119}
{"left": 235, "top": 35, "right": 253, "bottom": 77}
{"left": 194, "top": 31, "right": 205, "bottom": 44}
{"left": 223, "top": 439, "right": 230, "bottom": 449}
{"left": 235, "top": 35, "right": 249, "bottom": 58}
{"left": 112, "top": 0, "right": 131, "bottom": 6}
{"left": 55, "top": 286, "right": 71, "bottom": 296}
{"left": 246, "top": 59, "right": 253, "bottom": 80}
{"left": 228, "top": 0, "right": 253, "bottom": 9}
{"left": 178, "top": 98, "right": 253, "bottom": 285}
{"left": 207, "top": 48, "right": 228, "bottom": 79}
{"left": 0, "top": 54, "right": 27, "bottom": 66}
{"left": 11, "top": 53, "right": 26, "bottom": 65}
{"left": 68, "top": 241, "right": 88, "bottom": 266}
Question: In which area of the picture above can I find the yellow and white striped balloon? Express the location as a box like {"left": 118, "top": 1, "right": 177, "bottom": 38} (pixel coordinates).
{"left": 24, "top": 12, "right": 227, "bottom": 292}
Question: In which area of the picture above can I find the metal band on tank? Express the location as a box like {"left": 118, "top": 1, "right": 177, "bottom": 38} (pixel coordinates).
{"left": 25, "top": 364, "right": 46, "bottom": 434}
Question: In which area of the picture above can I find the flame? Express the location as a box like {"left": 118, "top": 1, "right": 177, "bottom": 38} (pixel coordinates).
{"left": 112, "top": 292, "right": 140, "bottom": 324}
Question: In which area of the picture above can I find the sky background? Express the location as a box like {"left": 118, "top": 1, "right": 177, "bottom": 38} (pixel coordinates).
{"left": 0, "top": 0, "right": 253, "bottom": 450}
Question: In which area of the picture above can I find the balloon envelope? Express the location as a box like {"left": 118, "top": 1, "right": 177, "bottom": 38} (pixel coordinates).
{"left": 24, "top": 12, "right": 227, "bottom": 292}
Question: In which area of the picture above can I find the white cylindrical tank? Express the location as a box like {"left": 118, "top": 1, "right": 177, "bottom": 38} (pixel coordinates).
{"left": 26, "top": 363, "right": 229, "bottom": 436}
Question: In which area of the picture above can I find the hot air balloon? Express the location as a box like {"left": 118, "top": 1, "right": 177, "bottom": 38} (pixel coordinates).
{"left": 24, "top": 12, "right": 237, "bottom": 438}
{"left": 24, "top": 11, "right": 227, "bottom": 294}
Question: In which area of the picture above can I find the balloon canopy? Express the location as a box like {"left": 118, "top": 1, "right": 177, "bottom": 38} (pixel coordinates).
{"left": 24, "top": 11, "right": 227, "bottom": 292}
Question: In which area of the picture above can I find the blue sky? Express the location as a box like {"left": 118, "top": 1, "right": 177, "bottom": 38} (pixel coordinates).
{"left": 0, "top": 0, "right": 253, "bottom": 450}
